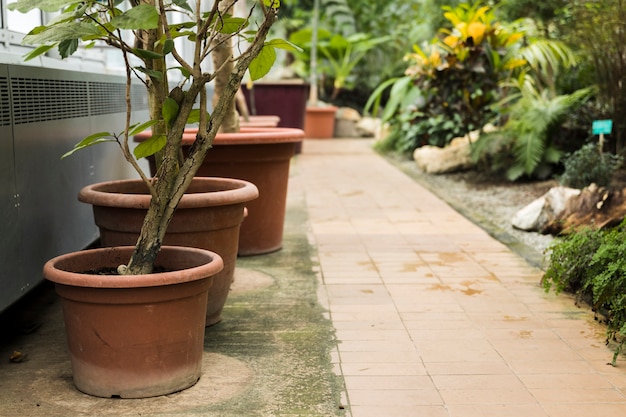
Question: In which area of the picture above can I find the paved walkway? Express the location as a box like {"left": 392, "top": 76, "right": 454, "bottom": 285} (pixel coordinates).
{"left": 294, "top": 138, "right": 626, "bottom": 417}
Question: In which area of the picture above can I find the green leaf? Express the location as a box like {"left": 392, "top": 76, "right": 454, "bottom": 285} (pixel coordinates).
{"left": 45, "top": 9, "right": 80, "bottom": 27}
{"left": 172, "top": 0, "right": 193, "bottom": 13}
{"left": 170, "top": 66, "right": 192, "bottom": 79}
{"left": 58, "top": 38, "right": 78, "bottom": 58}
{"left": 128, "top": 120, "right": 158, "bottom": 136}
{"left": 7, "top": 0, "right": 76, "bottom": 13}
{"left": 215, "top": 16, "right": 248, "bottom": 35}
{"left": 135, "top": 66, "right": 164, "bottom": 80}
{"left": 364, "top": 77, "right": 400, "bottom": 116}
{"left": 289, "top": 28, "right": 332, "bottom": 46}
{"left": 263, "top": 0, "right": 280, "bottom": 8}
{"left": 111, "top": 4, "right": 159, "bottom": 30}
{"left": 162, "top": 39, "right": 175, "bottom": 55}
{"left": 23, "top": 22, "right": 102, "bottom": 45}
{"left": 249, "top": 45, "right": 276, "bottom": 81}
{"left": 506, "top": 164, "right": 525, "bottom": 181}
{"left": 187, "top": 109, "right": 210, "bottom": 125}
{"left": 170, "top": 21, "right": 197, "bottom": 31}
{"left": 265, "top": 38, "right": 302, "bottom": 53}
{"left": 134, "top": 135, "right": 167, "bottom": 159}
{"left": 544, "top": 146, "right": 562, "bottom": 164}
{"left": 382, "top": 76, "right": 414, "bottom": 121}
{"left": 162, "top": 97, "right": 179, "bottom": 126}
{"left": 61, "top": 132, "right": 115, "bottom": 159}
{"left": 23, "top": 44, "right": 55, "bottom": 61}
{"left": 133, "top": 48, "right": 163, "bottom": 60}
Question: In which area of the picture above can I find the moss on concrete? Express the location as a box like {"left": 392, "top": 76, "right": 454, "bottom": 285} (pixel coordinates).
{"left": 199, "top": 204, "right": 346, "bottom": 416}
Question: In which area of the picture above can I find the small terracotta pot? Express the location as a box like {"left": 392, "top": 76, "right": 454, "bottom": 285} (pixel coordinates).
{"left": 43, "top": 246, "right": 224, "bottom": 398}
{"left": 79, "top": 177, "right": 258, "bottom": 325}
{"left": 304, "top": 106, "right": 338, "bottom": 139}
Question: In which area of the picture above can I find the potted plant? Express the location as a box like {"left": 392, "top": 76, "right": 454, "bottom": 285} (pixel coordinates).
{"left": 132, "top": 1, "right": 305, "bottom": 257}
{"left": 77, "top": 176, "right": 259, "bottom": 326}
{"left": 239, "top": 9, "right": 310, "bottom": 136}
{"left": 288, "top": 2, "right": 388, "bottom": 138}
{"left": 301, "top": 0, "right": 337, "bottom": 139}
{"left": 9, "top": 0, "right": 287, "bottom": 398}
{"left": 134, "top": 125, "right": 304, "bottom": 256}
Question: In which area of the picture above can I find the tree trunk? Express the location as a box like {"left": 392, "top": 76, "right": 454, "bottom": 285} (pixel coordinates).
{"left": 212, "top": 0, "right": 239, "bottom": 133}
{"left": 123, "top": 2, "right": 277, "bottom": 275}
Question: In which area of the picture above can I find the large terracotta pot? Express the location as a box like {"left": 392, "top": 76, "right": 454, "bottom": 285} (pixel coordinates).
{"left": 135, "top": 127, "right": 304, "bottom": 256}
{"left": 79, "top": 177, "right": 258, "bottom": 325}
{"left": 43, "top": 245, "right": 224, "bottom": 398}
{"left": 304, "top": 106, "right": 338, "bottom": 139}
{"left": 188, "top": 127, "right": 304, "bottom": 255}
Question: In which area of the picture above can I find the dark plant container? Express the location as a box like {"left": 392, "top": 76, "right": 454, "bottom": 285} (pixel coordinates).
{"left": 242, "top": 82, "right": 309, "bottom": 153}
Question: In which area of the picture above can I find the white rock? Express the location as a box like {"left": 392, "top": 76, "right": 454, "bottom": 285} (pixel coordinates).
{"left": 356, "top": 117, "right": 381, "bottom": 138}
{"left": 413, "top": 136, "right": 474, "bottom": 174}
{"left": 511, "top": 197, "right": 546, "bottom": 231}
{"left": 412, "top": 125, "right": 497, "bottom": 174}
{"left": 333, "top": 107, "right": 361, "bottom": 137}
{"left": 512, "top": 186, "right": 581, "bottom": 231}
{"left": 335, "top": 107, "right": 361, "bottom": 121}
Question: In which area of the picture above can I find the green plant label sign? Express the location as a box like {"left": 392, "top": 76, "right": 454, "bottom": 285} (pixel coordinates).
{"left": 592, "top": 119, "right": 613, "bottom": 135}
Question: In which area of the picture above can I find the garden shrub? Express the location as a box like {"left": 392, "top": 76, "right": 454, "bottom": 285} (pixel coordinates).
{"left": 542, "top": 226, "right": 604, "bottom": 296}
{"left": 543, "top": 220, "right": 626, "bottom": 365}
{"left": 369, "top": 1, "right": 584, "bottom": 173}
{"left": 559, "top": 142, "right": 623, "bottom": 189}
{"left": 472, "top": 81, "right": 595, "bottom": 181}
{"left": 367, "top": 2, "right": 526, "bottom": 157}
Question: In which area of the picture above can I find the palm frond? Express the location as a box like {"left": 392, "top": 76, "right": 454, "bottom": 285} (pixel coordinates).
{"left": 520, "top": 39, "right": 578, "bottom": 75}
{"left": 505, "top": 84, "right": 595, "bottom": 179}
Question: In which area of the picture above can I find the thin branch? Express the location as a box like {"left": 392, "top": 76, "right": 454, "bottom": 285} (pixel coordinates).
{"left": 159, "top": 0, "right": 194, "bottom": 74}
{"left": 202, "top": 2, "right": 258, "bottom": 72}
{"left": 119, "top": 31, "right": 156, "bottom": 196}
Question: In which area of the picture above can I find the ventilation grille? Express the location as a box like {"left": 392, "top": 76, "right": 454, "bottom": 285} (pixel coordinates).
{"left": 131, "top": 84, "right": 149, "bottom": 110}
{"left": 89, "top": 81, "right": 127, "bottom": 115}
{"left": 11, "top": 78, "right": 89, "bottom": 124}
{"left": 10, "top": 77, "right": 149, "bottom": 124}
{"left": 0, "top": 77, "right": 11, "bottom": 127}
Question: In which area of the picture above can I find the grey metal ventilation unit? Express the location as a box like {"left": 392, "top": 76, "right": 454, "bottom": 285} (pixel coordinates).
{"left": 0, "top": 64, "right": 149, "bottom": 313}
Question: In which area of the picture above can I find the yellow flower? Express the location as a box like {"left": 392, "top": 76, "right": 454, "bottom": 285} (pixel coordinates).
{"left": 443, "top": 35, "right": 459, "bottom": 48}
{"left": 426, "top": 48, "right": 441, "bottom": 69}
{"left": 467, "top": 22, "right": 486, "bottom": 44}
{"left": 505, "top": 32, "right": 524, "bottom": 46}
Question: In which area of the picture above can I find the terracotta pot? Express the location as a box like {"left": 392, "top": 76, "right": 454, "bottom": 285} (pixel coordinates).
{"left": 304, "top": 106, "right": 338, "bottom": 139}
{"left": 79, "top": 177, "right": 258, "bottom": 325}
{"left": 189, "top": 127, "right": 304, "bottom": 255}
{"left": 135, "top": 127, "right": 304, "bottom": 256}
{"left": 43, "top": 245, "right": 224, "bottom": 398}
